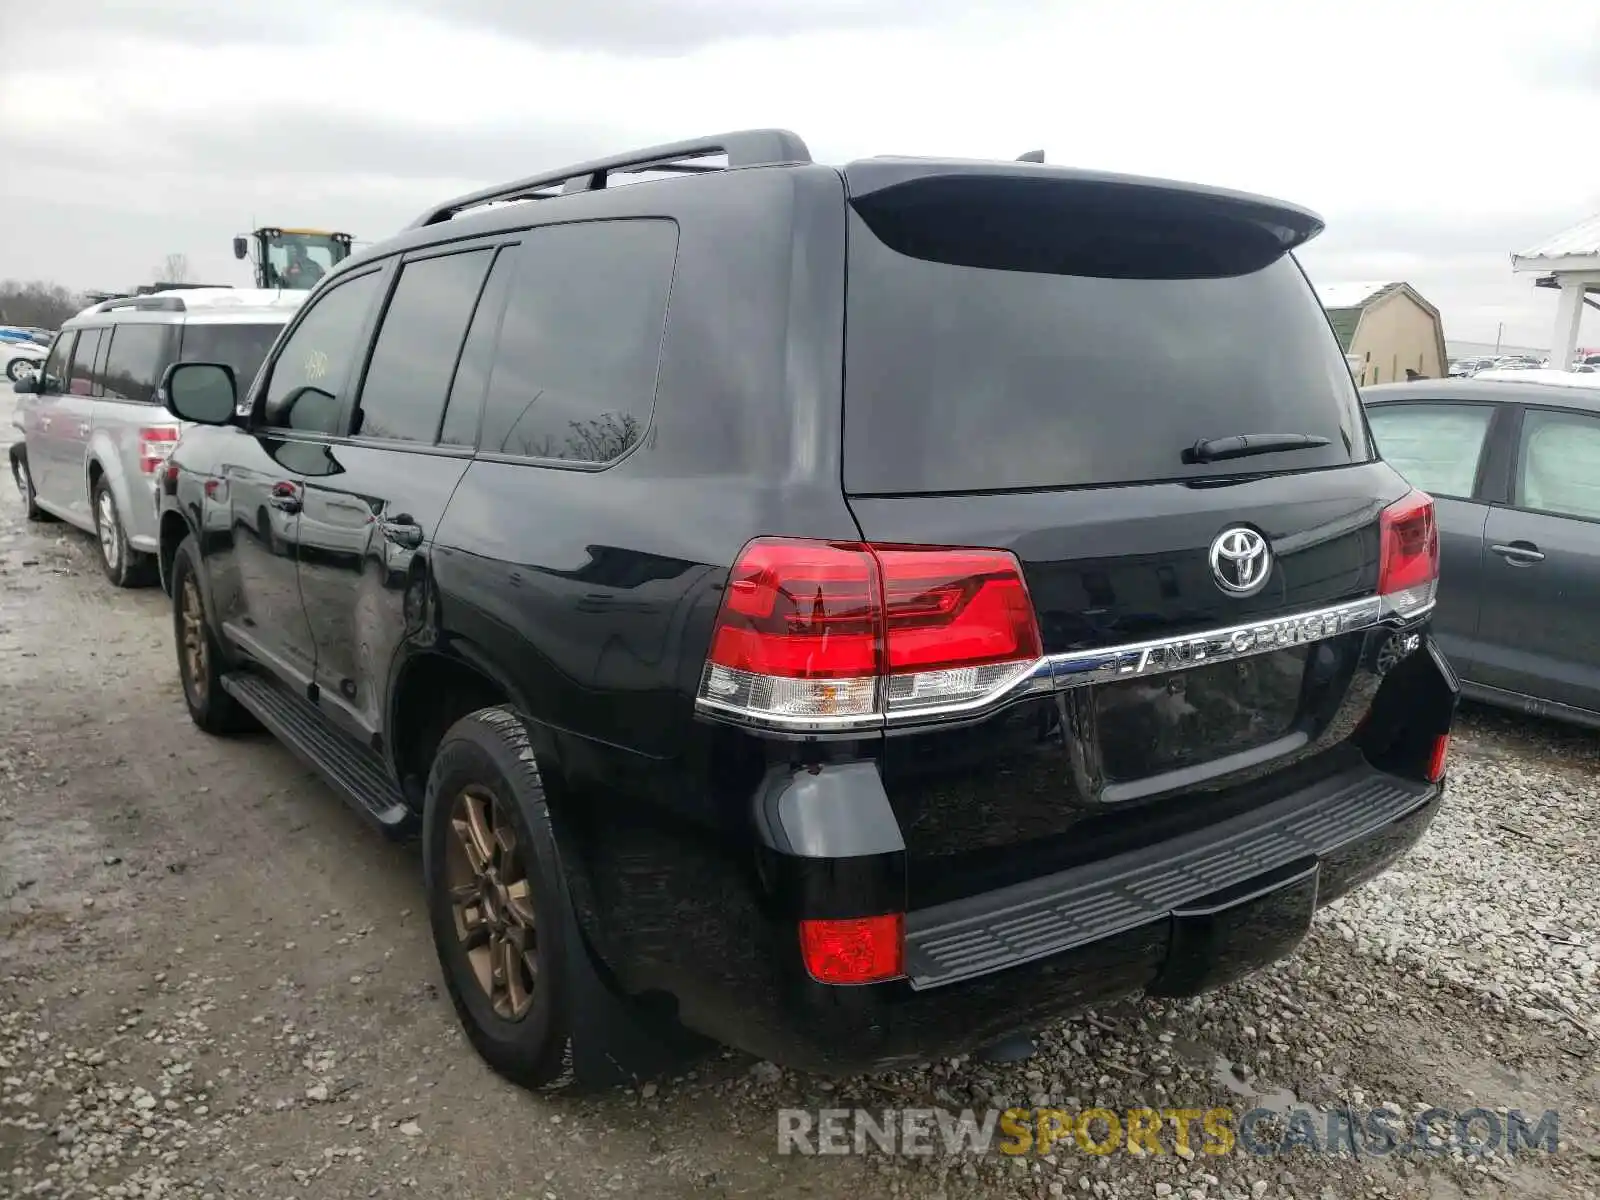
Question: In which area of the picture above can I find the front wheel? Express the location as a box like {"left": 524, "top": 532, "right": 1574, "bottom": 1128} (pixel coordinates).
{"left": 170, "top": 534, "right": 257, "bottom": 735}
{"left": 423, "top": 707, "right": 577, "bottom": 1091}
{"left": 6, "top": 357, "right": 36, "bottom": 383}
{"left": 10, "top": 446, "right": 47, "bottom": 521}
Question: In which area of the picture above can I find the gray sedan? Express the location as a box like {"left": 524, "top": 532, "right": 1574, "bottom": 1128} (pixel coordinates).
{"left": 1365, "top": 378, "right": 1600, "bottom": 728}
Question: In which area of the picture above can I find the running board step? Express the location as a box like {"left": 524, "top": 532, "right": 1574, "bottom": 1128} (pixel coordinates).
{"left": 221, "top": 672, "right": 415, "bottom": 837}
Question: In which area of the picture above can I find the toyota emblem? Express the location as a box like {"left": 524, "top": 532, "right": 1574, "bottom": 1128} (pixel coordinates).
{"left": 1209, "top": 527, "right": 1272, "bottom": 597}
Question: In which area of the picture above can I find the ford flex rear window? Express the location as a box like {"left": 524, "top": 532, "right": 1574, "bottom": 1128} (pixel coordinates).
{"left": 842, "top": 182, "right": 1371, "bottom": 494}
{"left": 179, "top": 322, "right": 284, "bottom": 396}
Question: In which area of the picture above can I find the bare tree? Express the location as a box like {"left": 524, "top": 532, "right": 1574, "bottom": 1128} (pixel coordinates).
{"left": 0, "top": 280, "right": 88, "bottom": 329}
{"left": 154, "top": 252, "right": 190, "bottom": 284}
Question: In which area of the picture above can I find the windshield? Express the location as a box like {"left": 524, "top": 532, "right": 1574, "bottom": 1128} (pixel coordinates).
{"left": 842, "top": 209, "right": 1371, "bottom": 494}
{"left": 263, "top": 232, "right": 348, "bottom": 289}
{"left": 179, "top": 322, "right": 286, "bottom": 394}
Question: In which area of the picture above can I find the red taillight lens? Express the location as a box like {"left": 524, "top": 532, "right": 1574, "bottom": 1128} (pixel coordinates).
{"left": 139, "top": 426, "right": 180, "bottom": 475}
{"left": 1378, "top": 490, "right": 1439, "bottom": 615}
{"left": 875, "top": 548, "right": 1043, "bottom": 672}
{"left": 1425, "top": 732, "right": 1450, "bottom": 783}
{"left": 697, "top": 539, "right": 1044, "bottom": 728}
{"left": 708, "top": 540, "right": 883, "bottom": 680}
{"left": 799, "top": 914, "right": 904, "bottom": 985}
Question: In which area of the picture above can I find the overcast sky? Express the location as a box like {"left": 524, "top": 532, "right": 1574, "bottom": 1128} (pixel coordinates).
{"left": 2, "top": 0, "right": 1597, "bottom": 348}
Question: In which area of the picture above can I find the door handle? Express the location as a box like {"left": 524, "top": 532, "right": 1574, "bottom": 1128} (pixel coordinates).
{"left": 268, "top": 481, "right": 303, "bottom": 514}
{"left": 379, "top": 516, "right": 424, "bottom": 549}
{"left": 1490, "top": 542, "right": 1545, "bottom": 565}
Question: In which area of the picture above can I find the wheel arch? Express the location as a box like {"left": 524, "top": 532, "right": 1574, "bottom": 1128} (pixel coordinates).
{"left": 158, "top": 507, "right": 196, "bottom": 595}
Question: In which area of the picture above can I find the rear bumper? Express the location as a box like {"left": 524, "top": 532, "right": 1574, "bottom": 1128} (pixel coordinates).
{"left": 681, "top": 768, "right": 1441, "bottom": 1074}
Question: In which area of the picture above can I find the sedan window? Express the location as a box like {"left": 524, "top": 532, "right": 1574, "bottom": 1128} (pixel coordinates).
{"left": 1516, "top": 408, "right": 1600, "bottom": 521}
{"left": 1365, "top": 402, "right": 1493, "bottom": 499}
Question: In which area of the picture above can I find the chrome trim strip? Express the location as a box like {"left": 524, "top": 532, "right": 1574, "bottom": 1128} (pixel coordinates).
{"left": 1041, "top": 595, "right": 1386, "bottom": 692}
{"left": 694, "top": 593, "right": 1433, "bottom": 735}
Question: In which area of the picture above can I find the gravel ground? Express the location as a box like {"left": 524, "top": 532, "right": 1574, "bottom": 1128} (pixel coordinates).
{"left": 2, "top": 395, "right": 1598, "bottom": 1199}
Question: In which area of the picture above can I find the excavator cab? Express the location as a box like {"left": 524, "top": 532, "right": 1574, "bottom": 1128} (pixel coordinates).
{"left": 233, "top": 228, "right": 354, "bottom": 290}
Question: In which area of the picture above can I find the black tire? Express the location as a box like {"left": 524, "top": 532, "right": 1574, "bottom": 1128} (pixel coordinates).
{"left": 6, "top": 356, "right": 35, "bottom": 383}
{"left": 423, "top": 707, "right": 577, "bottom": 1091}
{"left": 10, "top": 446, "right": 48, "bottom": 521}
{"left": 92, "top": 477, "right": 156, "bottom": 588}
{"left": 170, "top": 534, "right": 257, "bottom": 735}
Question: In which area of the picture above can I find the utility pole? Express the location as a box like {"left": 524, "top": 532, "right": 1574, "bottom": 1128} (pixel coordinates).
{"left": 1494, "top": 322, "right": 1503, "bottom": 355}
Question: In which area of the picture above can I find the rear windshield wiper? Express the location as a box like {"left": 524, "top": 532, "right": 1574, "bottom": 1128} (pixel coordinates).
{"left": 1182, "top": 433, "right": 1331, "bottom": 465}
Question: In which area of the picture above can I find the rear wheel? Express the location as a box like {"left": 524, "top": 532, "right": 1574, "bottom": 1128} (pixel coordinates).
{"left": 423, "top": 707, "right": 577, "bottom": 1091}
{"left": 10, "top": 446, "right": 47, "bottom": 521}
{"left": 93, "top": 478, "right": 156, "bottom": 587}
{"left": 170, "top": 534, "right": 256, "bottom": 735}
{"left": 6, "top": 356, "right": 36, "bottom": 383}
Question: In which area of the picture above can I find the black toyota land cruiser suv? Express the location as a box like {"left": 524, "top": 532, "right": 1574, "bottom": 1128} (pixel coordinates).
{"left": 153, "top": 129, "right": 1457, "bottom": 1090}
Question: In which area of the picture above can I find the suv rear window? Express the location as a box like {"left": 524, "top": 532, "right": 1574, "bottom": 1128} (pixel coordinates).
{"left": 179, "top": 322, "right": 285, "bottom": 395}
{"left": 842, "top": 201, "right": 1370, "bottom": 494}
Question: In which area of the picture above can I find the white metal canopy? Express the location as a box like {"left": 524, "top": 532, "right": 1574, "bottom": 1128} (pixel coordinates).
{"left": 1512, "top": 212, "right": 1600, "bottom": 367}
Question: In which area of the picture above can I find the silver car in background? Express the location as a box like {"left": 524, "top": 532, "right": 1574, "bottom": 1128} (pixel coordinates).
{"left": 9, "top": 288, "right": 303, "bottom": 586}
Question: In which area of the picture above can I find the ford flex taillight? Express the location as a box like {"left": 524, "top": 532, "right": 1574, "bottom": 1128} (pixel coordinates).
{"left": 696, "top": 538, "right": 1043, "bottom": 730}
{"left": 139, "top": 426, "right": 180, "bottom": 475}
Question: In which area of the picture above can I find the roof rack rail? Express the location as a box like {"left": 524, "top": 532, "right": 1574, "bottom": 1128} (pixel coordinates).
{"left": 408, "top": 128, "right": 812, "bottom": 229}
{"left": 95, "top": 295, "right": 188, "bottom": 313}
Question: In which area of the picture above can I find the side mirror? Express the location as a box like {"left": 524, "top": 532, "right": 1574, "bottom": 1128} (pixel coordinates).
{"left": 12, "top": 373, "right": 38, "bottom": 394}
{"left": 160, "top": 362, "right": 238, "bottom": 425}
{"left": 232, "top": 236, "right": 249, "bottom": 261}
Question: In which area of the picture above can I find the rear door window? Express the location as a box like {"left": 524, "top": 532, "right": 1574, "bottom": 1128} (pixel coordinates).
{"left": 1515, "top": 409, "right": 1600, "bottom": 521}
{"left": 353, "top": 248, "right": 493, "bottom": 444}
{"left": 1365, "top": 402, "right": 1493, "bottom": 499}
{"left": 180, "top": 322, "right": 288, "bottom": 397}
{"left": 101, "top": 324, "right": 174, "bottom": 404}
{"left": 842, "top": 204, "right": 1370, "bottom": 494}
{"left": 67, "top": 330, "right": 103, "bottom": 396}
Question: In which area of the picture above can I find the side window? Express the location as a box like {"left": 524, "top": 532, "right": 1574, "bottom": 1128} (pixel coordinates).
{"left": 68, "top": 330, "right": 103, "bottom": 397}
{"left": 40, "top": 332, "right": 76, "bottom": 394}
{"left": 261, "top": 272, "right": 383, "bottom": 435}
{"left": 353, "top": 248, "right": 493, "bottom": 444}
{"left": 1365, "top": 402, "right": 1493, "bottom": 499}
{"left": 101, "top": 324, "right": 174, "bottom": 404}
{"left": 439, "top": 250, "right": 516, "bottom": 447}
{"left": 1514, "top": 409, "right": 1600, "bottom": 521}
{"left": 479, "top": 219, "right": 678, "bottom": 464}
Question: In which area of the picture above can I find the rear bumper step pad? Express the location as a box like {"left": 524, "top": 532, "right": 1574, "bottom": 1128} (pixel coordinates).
{"left": 904, "top": 768, "right": 1434, "bottom": 990}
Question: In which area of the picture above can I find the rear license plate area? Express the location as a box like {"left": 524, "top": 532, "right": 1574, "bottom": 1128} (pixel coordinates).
{"left": 1146, "top": 857, "right": 1318, "bottom": 997}
{"left": 1094, "top": 648, "right": 1310, "bottom": 781}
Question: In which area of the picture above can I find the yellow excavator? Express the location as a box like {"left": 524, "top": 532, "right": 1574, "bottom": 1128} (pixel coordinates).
{"left": 233, "top": 227, "right": 355, "bottom": 290}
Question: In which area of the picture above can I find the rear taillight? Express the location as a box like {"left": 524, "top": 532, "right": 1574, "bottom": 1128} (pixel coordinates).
{"left": 697, "top": 539, "right": 1044, "bottom": 730}
{"left": 1378, "top": 490, "right": 1439, "bottom": 617}
{"left": 1426, "top": 732, "right": 1450, "bottom": 783}
{"left": 799, "top": 914, "right": 904, "bottom": 984}
{"left": 139, "top": 426, "right": 180, "bottom": 475}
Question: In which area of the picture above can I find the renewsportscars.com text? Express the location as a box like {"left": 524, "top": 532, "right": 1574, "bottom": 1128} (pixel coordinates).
{"left": 776, "top": 1105, "right": 1561, "bottom": 1158}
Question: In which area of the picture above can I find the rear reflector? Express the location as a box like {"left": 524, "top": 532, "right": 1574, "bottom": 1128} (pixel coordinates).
{"left": 1425, "top": 732, "right": 1450, "bottom": 783}
{"left": 698, "top": 539, "right": 1044, "bottom": 729}
{"left": 799, "top": 914, "right": 905, "bottom": 985}
{"left": 139, "top": 426, "right": 180, "bottom": 475}
{"left": 1378, "top": 490, "right": 1438, "bottom": 617}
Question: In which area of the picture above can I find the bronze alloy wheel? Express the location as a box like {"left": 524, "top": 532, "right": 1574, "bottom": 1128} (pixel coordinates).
{"left": 446, "top": 784, "right": 539, "bottom": 1021}
{"left": 180, "top": 573, "right": 209, "bottom": 704}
